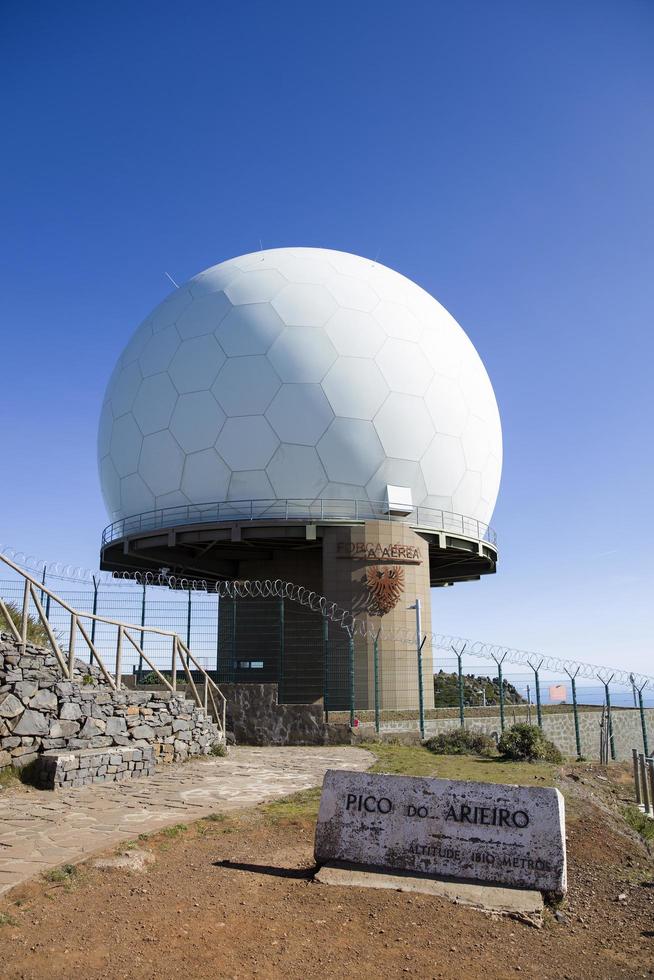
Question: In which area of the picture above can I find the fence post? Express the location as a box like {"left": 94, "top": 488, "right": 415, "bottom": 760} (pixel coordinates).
{"left": 373, "top": 631, "right": 380, "bottom": 735}
{"left": 40, "top": 565, "right": 47, "bottom": 605}
{"left": 322, "top": 616, "right": 329, "bottom": 722}
{"left": 453, "top": 643, "right": 467, "bottom": 728}
{"left": 137, "top": 582, "right": 146, "bottom": 676}
{"left": 115, "top": 626, "right": 123, "bottom": 689}
{"left": 411, "top": 599, "right": 425, "bottom": 741}
{"left": 186, "top": 587, "right": 192, "bottom": 649}
{"left": 531, "top": 660, "right": 543, "bottom": 728}
{"left": 215, "top": 594, "right": 221, "bottom": 675}
{"left": 230, "top": 600, "right": 237, "bottom": 683}
{"left": 565, "top": 667, "right": 582, "bottom": 759}
{"left": 68, "top": 614, "right": 76, "bottom": 677}
{"left": 20, "top": 579, "right": 30, "bottom": 654}
{"left": 648, "top": 759, "right": 654, "bottom": 818}
{"left": 279, "top": 598, "right": 285, "bottom": 701}
{"left": 171, "top": 636, "right": 177, "bottom": 691}
{"left": 90, "top": 576, "right": 99, "bottom": 662}
{"left": 602, "top": 676, "right": 616, "bottom": 761}
{"left": 633, "top": 748, "right": 642, "bottom": 806}
{"left": 348, "top": 631, "right": 355, "bottom": 728}
{"left": 637, "top": 684, "right": 649, "bottom": 756}
{"left": 492, "top": 653, "right": 507, "bottom": 732}
{"left": 640, "top": 754, "right": 651, "bottom": 816}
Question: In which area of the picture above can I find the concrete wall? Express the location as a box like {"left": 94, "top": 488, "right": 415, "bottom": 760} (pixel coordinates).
{"left": 0, "top": 633, "right": 221, "bottom": 772}
{"left": 354, "top": 707, "right": 653, "bottom": 762}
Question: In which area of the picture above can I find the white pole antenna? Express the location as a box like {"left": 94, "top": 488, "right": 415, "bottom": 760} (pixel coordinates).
{"left": 164, "top": 272, "right": 180, "bottom": 289}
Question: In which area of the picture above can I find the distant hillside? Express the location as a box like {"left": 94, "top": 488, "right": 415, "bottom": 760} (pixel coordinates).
{"left": 433, "top": 669, "right": 526, "bottom": 707}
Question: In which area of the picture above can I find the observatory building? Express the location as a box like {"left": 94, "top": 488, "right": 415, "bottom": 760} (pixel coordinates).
{"left": 98, "top": 248, "right": 501, "bottom": 710}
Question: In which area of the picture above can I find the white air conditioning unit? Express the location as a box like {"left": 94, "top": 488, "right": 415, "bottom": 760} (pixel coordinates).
{"left": 384, "top": 485, "right": 413, "bottom": 516}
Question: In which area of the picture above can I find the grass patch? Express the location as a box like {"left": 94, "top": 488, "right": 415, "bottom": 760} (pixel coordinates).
{"left": 43, "top": 863, "right": 77, "bottom": 884}
{"left": 209, "top": 742, "right": 227, "bottom": 757}
{"left": 623, "top": 806, "right": 654, "bottom": 843}
{"left": 0, "top": 766, "right": 20, "bottom": 790}
{"left": 162, "top": 823, "right": 188, "bottom": 838}
{"left": 261, "top": 787, "right": 322, "bottom": 823}
{"left": 363, "top": 741, "right": 556, "bottom": 785}
{"left": 0, "top": 912, "right": 16, "bottom": 926}
{"left": 204, "top": 812, "right": 228, "bottom": 823}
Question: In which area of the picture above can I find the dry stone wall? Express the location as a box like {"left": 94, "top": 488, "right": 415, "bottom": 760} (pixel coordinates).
{"left": 0, "top": 633, "right": 220, "bottom": 773}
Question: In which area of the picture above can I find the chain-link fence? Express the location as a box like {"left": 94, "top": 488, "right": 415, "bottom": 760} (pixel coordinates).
{"left": 1, "top": 572, "right": 652, "bottom": 759}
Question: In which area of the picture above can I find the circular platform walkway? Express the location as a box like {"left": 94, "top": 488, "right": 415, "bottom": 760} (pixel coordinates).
{"left": 0, "top": 746, "right": 373, "bottom": 898}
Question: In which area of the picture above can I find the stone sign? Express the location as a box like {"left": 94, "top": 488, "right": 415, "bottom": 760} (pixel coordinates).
{"left": 314, "top": 770, "right": 567, "bottom": 896}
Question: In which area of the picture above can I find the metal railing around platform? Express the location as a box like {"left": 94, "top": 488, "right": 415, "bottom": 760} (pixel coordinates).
{"left": 100, "top": 498, "right": 497, "bottom": 546}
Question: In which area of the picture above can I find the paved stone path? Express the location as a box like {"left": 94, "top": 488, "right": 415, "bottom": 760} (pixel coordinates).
{"left": 0, "top": 746, "right": 373, "bottom": 898}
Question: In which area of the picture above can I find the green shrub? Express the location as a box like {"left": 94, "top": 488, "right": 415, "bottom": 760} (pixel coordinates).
{"left": 0, "top": 601, "right": 53, "bottom": 647}
{"left": 498, "top": 723, "right": 563, "bottom": 763}
{"left": 622, "top": 805, "right": 654, "bottom": 843}
{"left": 209, "top": 741, "right": 227, "bottom": 757}
{"left": 424, "top": 728, "right": 497, "bottom": 757}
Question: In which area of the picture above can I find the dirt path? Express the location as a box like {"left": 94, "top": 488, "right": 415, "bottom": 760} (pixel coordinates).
{"left": 0, "top": 746, "right": 373, "bottom": 897}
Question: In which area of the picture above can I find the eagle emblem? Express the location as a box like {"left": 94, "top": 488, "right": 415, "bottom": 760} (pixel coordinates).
{"left": 365, "top": 565, "right": 405, "bottom": 615}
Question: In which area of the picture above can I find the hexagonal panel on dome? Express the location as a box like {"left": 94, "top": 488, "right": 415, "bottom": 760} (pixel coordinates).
{"left": 216, "top": 303, "right": 285, "bottom": 356}
{"left": 374, "top": 393, "right": 434, "bottom": 460}
{"left": 189, "top": 264, "right": 241, "bottom": 298}
{"left": 139, "top": 324, "right": 181, "bottom": 378}
{"left": 317, "top": 419, "right": 385, "bottom": 485}
{"left": 155, "top": 490, "right": 191, "bottom": 510}
{"left": 323, "top": 273, "right": 379, "bottom": 311}
{"left": 265, "top": 251, "right": 331, "bottom": 284}
{"left": 169, "top": 335, "right": 225, "bottom": 393}
{"left": 120, "top": 473, "right": 155, "bottom": 518}
{"left": 265, "top": 383, "right": 333, "bottom": 445}
{"left": 322, "top": 358, "right": 389, "bottom": 420}
{"left": 373, "top": 301, "right": 423, "bottom": 343}
{"left": 424, "top": 376, "right": 469, "bottom": 437}
{"left": 481, "top": 453, "right": 502, "bottom": 507}
{"left": 132, "top": 373, "right": 178, "bottom": 435}
{"left": 139, "top": 430, "right": 185, "bottom": 498}
{"left": 324, "top": 309, "right": 385, "bottom": 357}
{"left": 272, "top": 283, "right": 337, "bottom": 327}
{"left": 323, "top": 482, "right": 368, "bottom": 500}
{"left": 110, "top": 414, "right": 143, "bottom": 477}
{"left": 420, "top": 434, "right": 467, "bottom": 496}
{"left": 120, "top": 318, "right": 153, "bottom": 367}
{"left": 176, "top": 292, "right": 232, "bottom": 339}
{"left": 225, "top": 268, "right": 287, "bottom": 305}
{"left": 453, "top": 470, "right": 483, "bottom": 518}
{"left": 99, "top": 456, "right": 121, "bottom": 514}
{"left": 376, "top": 338, "right": 433, "bottom": 395}
{"left": 365, "top": 458, "right": 427, "bottom": 507}
{"left": 181, "top": 449, "right": 230, "bottom": 503}
{"left": 266, "top": 444, "right": 327, "bottom": 498}
{"left": 212, "top": 356, "right": 281, "bottom": 416}
{"left": 462, "top": 415, "right": 491, "bottom": 472}
{"left": 227, "top": 469, "right": 274, "bottom": 501}
{"left": 268, "top": 326, "right": 337, "bottom": 382}
{"left": 170, "top": 391, "right": 225, "bottom": 454}
{"left": 110, "top": 361, "right": 142, "bottom": 418}
{"left": 150, "top": 287, "right": 193, "bottom": 334}
{"left": 215, "top": 416, "right": 279, "bottom": 470}
{"left": 97, "top": 402, "right": 113, "bottom": 459}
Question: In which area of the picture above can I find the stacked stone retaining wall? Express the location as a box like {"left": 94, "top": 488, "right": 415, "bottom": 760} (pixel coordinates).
{"left": 0, "top": 633, "right": 220, "bottom": 772}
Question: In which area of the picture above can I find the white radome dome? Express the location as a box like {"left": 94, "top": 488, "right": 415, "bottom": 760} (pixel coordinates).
{"left": 98, "top": 248, "right": 502, "bottom": 526}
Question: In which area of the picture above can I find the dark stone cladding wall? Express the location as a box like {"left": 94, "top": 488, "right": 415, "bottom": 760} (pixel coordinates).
{"left": 222, "top": 683, "right": 349, "bottom": 746}
{"left": 0, "top": 633, "right": 220, "bottom": 772}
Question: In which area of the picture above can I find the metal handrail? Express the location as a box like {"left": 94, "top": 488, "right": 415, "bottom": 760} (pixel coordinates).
{"left": 101, "top": 498, "right": 497, "bottom": 548}
{"left": 0, "top": 552, "right": 227, "bottom": 737}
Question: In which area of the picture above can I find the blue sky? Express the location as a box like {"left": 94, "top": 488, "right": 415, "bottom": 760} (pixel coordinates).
{"left": 1, "top": 1, "right": 652, "bottom": 672}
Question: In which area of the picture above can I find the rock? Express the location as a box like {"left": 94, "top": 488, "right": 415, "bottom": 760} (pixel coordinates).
{"left": 105, "top": 717, "right": 127, "bottom": 736}
{"left": 59, "top": 702, "right": 82, "bottom": 721}
{"left": 130, "top": 725, "right": 155, "bottom": 740}
{"left": 616, "top": 893, "right": 628, "bottom": 902}
{"left": 93, "top": 849, "right": 155, "bottom": 873}
{"left": 79, "top": 718, "right": 104, "bottom": 739}
{"left": 49, "top": 720, "right": 80, "bottom": 738}
{"left": 0, "top": 693, "right": 24, "bottom": 719}
{"left": 14, "top": 681, "right": 38, "bottom": 703}
{"left": 12, "top": 708, "right": 50, "bottom": 736}
{"left": 29, "top": 689, "right": 58, "bottom": 712}
{"left": 0, "top": 749, "right": 11, "bottom": 768}
{"left": 554, "top": 910, "right": 569, "bottom": 924}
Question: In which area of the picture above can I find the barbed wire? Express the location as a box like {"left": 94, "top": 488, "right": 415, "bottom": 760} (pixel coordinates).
{"left": 2, "top": 545, "right": 652, "bottom": 692}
